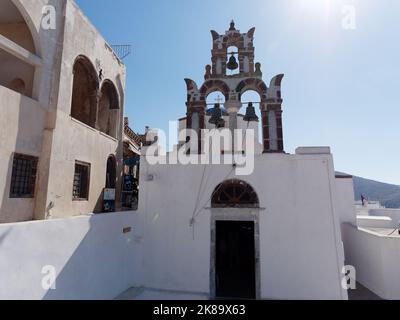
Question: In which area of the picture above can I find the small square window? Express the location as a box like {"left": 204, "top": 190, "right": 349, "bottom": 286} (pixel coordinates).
{"left": 9, "top": 154, "right": 38, "bottom": 198}
{"left": 73, "top": 161, "right": 90, "bottom": 200}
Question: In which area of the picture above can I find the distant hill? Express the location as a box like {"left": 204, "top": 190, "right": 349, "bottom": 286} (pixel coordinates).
{"left": 348, "top": 174, "right": 400, "bottom": 209}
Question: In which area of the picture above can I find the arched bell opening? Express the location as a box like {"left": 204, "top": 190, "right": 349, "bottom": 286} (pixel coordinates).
{"left": 240, "top": 90, "right": 262, "bottom": 144}
{"left": 226, "top": 46, "right": 239, "bottom": 76}
{"left": 205, "top": 91, "right": 228, "bottom": 129}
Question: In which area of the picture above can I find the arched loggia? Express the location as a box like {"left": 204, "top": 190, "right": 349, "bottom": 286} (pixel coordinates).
{"left": 98, "top": 80, "right": 120, "bottom": 138}
{"left": 0, "top": 0, "right": 38, "bottom": 97}
{"left": 70, "top": 55, "right": 99, "bottom": 127}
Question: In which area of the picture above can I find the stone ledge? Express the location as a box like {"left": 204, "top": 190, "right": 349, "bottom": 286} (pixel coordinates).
{"left": 295, "top": 147, "right": 331, "bottom": 155}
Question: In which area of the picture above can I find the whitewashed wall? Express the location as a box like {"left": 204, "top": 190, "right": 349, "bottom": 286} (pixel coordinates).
{"left": 0, "top": 212, "right": 143, "bottom": 300}
{"left": 342, "top": 223, "right": 400, "bottom": 300}
{"left": 0, "top": 87, "right": 47, "bottom": 222}
{"left": 138, "top": 151, "right": 350, "bottom": 300}
{"left": 368, "top": 209, "right": 400, "bottom": 226}
{"left": 335, "top": 177, "right": 357, "bottom": 226}
{"left": 356, "top": 215, "right": 394, "bottom": 228}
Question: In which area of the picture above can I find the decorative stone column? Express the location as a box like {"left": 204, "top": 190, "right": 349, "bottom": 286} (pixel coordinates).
{"left": 225, "top": 99, "right": 241, "bottom": 152}
{"left": 260, "top": 102, "right": 269, "bottom": 152}
{"left": 239, "top": 55, "right": 245, "bottom": 73}
{"left": 90, "top": 89, "right": 101, "bottom": 129}
{"left": 261, "top": 101, "right": 284, "bottom": 153}
{"left": 276, "top": 109, "right": 284, "bottom": 152}
{"left": 186, "top": 101, "right": 206, "bottom": 154}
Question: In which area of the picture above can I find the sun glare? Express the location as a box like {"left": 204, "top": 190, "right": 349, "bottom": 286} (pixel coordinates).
{"left": 296, "top": 0, "right": 333, "bottom": 19}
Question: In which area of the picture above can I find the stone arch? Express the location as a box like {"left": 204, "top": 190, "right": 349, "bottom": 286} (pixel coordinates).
{"left": 222, "top": 31, "right": 245, "bottom": 50}
{"left": 98, "top": 79, "right": 120, "bottom": 138}
{"left": 236, "top": 78, "right": 268, "bottom": 101}
{"left": 70, "top": 55, "right": 99, "bottom": 127}
{"left": 211, "top": 179, "right": 259, "bottom": 208}
{"left": 1, "top": 0, "right": 39, "bottom": 54}
{"left": 7, "top": 78, "right": 26, "bottom": 95}
{"left": 200, "top": 80, "right": 230, "bottom": 101}
{"left": 0, "top": 0, "right": 41, "bottom": 97}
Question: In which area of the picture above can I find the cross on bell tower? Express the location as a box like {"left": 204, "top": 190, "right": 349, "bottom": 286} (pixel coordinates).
{"left": 184, "top": 21, "right": 285, "bottom": 154}
{"left": 215, "top": 95, "right": 224, "bottom": 104}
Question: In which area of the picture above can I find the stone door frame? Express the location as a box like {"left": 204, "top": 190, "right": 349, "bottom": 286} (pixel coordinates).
{"left": 210, "top": 208, "right": 261, "bottom": 300}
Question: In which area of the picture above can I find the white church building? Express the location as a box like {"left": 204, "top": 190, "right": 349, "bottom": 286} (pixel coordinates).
{"left": 136, "top": 21, "right": 355, "bottom": 300}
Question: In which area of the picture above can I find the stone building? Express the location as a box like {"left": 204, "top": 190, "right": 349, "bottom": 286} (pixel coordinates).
{"left": 122, "top": 117, "right": 143, "bottom": 209}
{"left": 0, "top": 0, "right": 126, "bottom": 223}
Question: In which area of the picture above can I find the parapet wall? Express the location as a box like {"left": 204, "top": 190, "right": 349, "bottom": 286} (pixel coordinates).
{"left": 342, "top": 223, "right": 400, "bottom": 300}
{"left": 0, "top": 212, "right": 143, "bottom": 299}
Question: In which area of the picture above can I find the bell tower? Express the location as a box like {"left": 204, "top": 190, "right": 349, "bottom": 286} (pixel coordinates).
{"left": 184, "top": 21, "right": 285, "bottom": 153}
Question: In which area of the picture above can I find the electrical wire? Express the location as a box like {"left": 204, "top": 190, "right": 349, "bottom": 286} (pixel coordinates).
{"left": 189, "top": 118, "right": 252, "bottom": 235}
{"left": 387, "top": 228, "right": 399, "bottom": 236}
{"left": 192, "top": 119, "right": 250, "bottom": 221}
{"left": 192, "top": 166, "right": 236, "bottom": 221}
{"left": 242, "top": 121, "right": 250, "bottom": 152}
{"left": 190, "top": 165, "right": 207, "bottom": 224}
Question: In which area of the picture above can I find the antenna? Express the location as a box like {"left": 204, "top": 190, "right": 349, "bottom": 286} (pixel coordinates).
{"left": 111, "top": 45, "right": 132, "bottom": 60}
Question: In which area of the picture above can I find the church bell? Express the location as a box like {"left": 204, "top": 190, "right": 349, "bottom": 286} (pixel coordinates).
{"left": 227, "top": 53, "right": 239, "bottom": 71}
{"left": 243, "top": 102, "right": 259, "bottom": 122}
{"left": 209, "top": 103, "right": 225, "bottom": 128}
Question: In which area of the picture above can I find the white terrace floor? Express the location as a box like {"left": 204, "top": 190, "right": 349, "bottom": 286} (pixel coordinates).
{"left": 115, "top": 284, "right": 382, "bottom": 300}
{"left": 115, "top": 287, "right": 209, "bottom": 300}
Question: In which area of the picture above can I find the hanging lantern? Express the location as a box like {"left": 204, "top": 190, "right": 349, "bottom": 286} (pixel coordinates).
{"left": 243, "top": 102, "right": 259, "bottom": 122}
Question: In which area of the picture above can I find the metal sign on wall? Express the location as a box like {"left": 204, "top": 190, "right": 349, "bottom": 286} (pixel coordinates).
{"left": 104, "top": 188, "right": 116, "bottom": 201}
{"left": 103, "top": 188, "right": 116, "bottom": 212}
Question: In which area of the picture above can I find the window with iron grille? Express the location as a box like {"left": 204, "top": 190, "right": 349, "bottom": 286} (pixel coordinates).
{"left": 73, "top": 161, "right": 90, "bottom": 200}
{"left": 9, "top": 154, "right": 38, "bottom": 198}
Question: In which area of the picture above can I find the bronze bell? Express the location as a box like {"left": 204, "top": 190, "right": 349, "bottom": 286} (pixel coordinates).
{"left": 209, "top": 103, "right": 225, "bottom": 128}
{"left": 227, "top": 53, "right": 239, "bottom": 71}
{"left": 243, "top": 102, "right": 259, "bottom": 122}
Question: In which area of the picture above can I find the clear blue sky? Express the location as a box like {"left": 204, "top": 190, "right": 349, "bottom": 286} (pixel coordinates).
{"left": 76, "top": 0, "right": 400, "bottom": 184}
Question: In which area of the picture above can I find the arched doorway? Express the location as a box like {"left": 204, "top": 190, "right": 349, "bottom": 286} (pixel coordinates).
{"left": 102, "top": 155, "right": 117, "bottom": 213}
{"left": 211, "top": 179, "right": 260, "bottom": 299}
{"left": 105, "top": 155, "right": 116, "bottom": 189}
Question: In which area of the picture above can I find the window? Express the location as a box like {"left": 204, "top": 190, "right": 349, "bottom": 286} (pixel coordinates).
{"left": 9, "top": 154, "right": 38, "bottom": 198}
{"left": 211, "top": 179, "right": 259, "bottom": 208}
{"left": 73, "top": 161, "right": 90, "bottom": 200}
